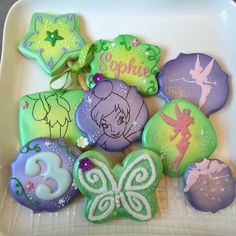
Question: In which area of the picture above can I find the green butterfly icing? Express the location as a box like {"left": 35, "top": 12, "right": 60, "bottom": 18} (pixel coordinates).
{"left": 19, "top": 90, "right": 88, "bottom": 148}
{"left": 18, "top": 13, "right": 86, "bottom": 76}
{"left": 142, "top": 99, "right": 217, "bottom": 177}
{"left": 73, "top": 149, "right": 163, "bottom": 223}
{"left": 86, "top": 34, "right": 161, "bottom": 96}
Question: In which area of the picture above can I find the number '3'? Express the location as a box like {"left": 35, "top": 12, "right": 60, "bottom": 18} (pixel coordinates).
{"left": 25, "top": 152, "right": 72, "bottom": 200}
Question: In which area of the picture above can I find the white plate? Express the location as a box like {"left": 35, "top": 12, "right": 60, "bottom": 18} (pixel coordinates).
{"left": 1, "top": 0, "right": 236, "bottom": 235}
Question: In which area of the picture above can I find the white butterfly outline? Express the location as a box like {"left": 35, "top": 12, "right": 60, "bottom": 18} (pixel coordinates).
{"left": 77, "top": 153, "right": 159, "bottom": 222}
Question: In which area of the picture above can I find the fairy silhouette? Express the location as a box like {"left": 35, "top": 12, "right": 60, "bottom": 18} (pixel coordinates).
{"left": 184, "top": 159, "right": 229, "bottom": 192}
{"left": 160, "top": 104, "right": 194, "bottom": 172}
{"left": 27, "top": 91, "right": 71, "bottom": 138}
{"left": 178, "top": 55, "right": 216, "bottom": 108}
{"left": 87, "top": 80, "right": 147, "bottom": 151}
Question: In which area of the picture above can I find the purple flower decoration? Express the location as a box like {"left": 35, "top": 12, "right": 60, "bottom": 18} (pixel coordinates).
{"left": 92, "top": 73, "right": 104, "bottom": 84}
{"left": 79, "top": 158, "right": 93, "bottom": 171}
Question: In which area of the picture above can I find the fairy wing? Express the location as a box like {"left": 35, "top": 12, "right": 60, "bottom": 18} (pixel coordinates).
{"left": 160, "top": 111, "right": 178, "bottom": 127}
{"left": 195, "top": 54, "right": 203, "bottom": 72}
{"left": 118, "top": 152, "right": 162, "bottom": 221}
{"left": 57, "top": 91, "right": 71, "bottom": 113}
{"left": 28, "top": 94, "right": 48, "bottom": 121}
{"left": 201, "top": 58, "right": 214, "bottom": 77}
{"left": 74, "top": 152, "right": 117, "bottom": 223}
{"left": 175, "top": 104, "right": 184, "bottom": 121}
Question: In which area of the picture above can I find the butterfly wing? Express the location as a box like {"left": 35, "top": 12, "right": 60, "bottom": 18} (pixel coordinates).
{"left": 118, "top": 151, "right": 162, "bottom": 221}
{"left": 73, "top": 152, "right": 117, "bottom": 223}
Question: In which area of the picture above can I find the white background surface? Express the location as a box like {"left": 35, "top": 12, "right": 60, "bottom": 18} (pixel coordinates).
{"left": 0, "top": 0, "right": 236, "bottom": 235}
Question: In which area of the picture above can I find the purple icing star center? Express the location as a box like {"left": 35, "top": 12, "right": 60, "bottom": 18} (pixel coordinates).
{"left": 79, "top": 158, "right": 93, "bottom": 171}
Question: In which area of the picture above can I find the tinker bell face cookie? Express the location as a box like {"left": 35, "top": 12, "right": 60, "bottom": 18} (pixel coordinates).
{"left": 158, "top": 53, "right": 229, "bottom": 116}
{"left": 86, "top": 34, "right": 161, "bottom": 96}
{"left": 18, "top": 13, "right": 87, "bottom": 76}
{"left": 19, "top": 90, "right": 89, "bottom": 149}
{"left": 183, "top": 158, "right": 235, "bottom": 213}
{"left": 75, "top": 79, "right": 149, "bottom": 151}
{"left": 9, "top": 138, "right": 80, "bottom": 213}
{"left": 142, "top": 99, "right": 217, "bottom": 176}
{"left": 73, "top": 149, "right": 163, "bottom": 223}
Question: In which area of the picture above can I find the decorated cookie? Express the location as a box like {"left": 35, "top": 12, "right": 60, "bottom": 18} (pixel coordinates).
{"left": 158, "top": 53, "right": 229, "bottom": 116}
{"left": 19, "top": 90, "right": 89, "bottom": 149}
{"left": 142, "top": 99, "right": 217, "bottom": 176}
{"left": 18, "top": 13, "right": 87, "bottom": 76}
{"left": 75, "top": 79, "right": 149, "bottom": 151}
{"left": 73, "top": 149, "right": 163, "bottom": 223}
{"left": 9, "top": 138, "right": 80, "bottom": 213}
{"left": 86, "top": 34, "right": 161, "bottom": 96}
{"left": 183, "top": 158, "right": 235, "bottom": 213}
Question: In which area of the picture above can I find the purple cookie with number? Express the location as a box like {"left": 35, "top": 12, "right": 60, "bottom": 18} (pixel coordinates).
{"left": 75, "top": 79, "right": 149, "bottom": 151}
{"left": 158, "top": 53, "right": 229, "bottom": 116}
{"left": 9, "top": 138, "right": 80, "bottom": 213}
{"left": 183, "top": 158, "right": 235, "bottom": 213}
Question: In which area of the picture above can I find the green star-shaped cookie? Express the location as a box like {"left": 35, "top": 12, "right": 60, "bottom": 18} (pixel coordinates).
{"left": 18, "top": 13, "right": 86, "bottom": 76}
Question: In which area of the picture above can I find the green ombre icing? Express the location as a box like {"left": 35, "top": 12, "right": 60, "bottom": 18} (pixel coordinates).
{"left": 142, "top": 99, "right": 217, "bottom": 177}
{"left": 18, "top": 13, "right": 86, "bottom": 76}
{"left": 19, "top": 90, "right": 88, "bottom": 148}
{"left": 73, "top": 149, "right": 163, "bottom": 223}
{"left": 86, "top": 34, "right": 161, "bottom": 96}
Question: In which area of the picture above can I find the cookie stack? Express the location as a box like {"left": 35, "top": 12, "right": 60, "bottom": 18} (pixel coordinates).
{"left": 9, "top": 13, "right": 235, "bottom": 224}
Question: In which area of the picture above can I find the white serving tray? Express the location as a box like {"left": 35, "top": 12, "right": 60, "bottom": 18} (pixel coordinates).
{"left": 0, "top": 0, "right": 236, "bottom": 235}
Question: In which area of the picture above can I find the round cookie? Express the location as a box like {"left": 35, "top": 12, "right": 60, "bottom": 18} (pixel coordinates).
{"left": 18, "top": 13, "right": 87, "bottom": 76}
{"left": 73, "top": 149, "right": 163, "bottom": 223}
{"left": 19, "top": 90, "right": 89, "bottom": 149}
{"left": 86, "top": 34, "right": 161, "bottom": 96}
{"left": 142, "top": 99, "right": 217, "bottom": 176}
{"left": 183, "top": 158, "right": 235, "bottom": 213}
{"left": 75, "top": 79, "right": 149, "bottom": 151}
{"left": 9, "top": 138, "right": 80, "bottom": 213}
{"left": 158, "top": 53, "right": 229, "bottom": 116}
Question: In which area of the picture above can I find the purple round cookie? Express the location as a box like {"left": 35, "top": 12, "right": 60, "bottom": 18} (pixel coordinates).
{"left": 158, "top": 53, "right": 229, "bottom": 116}
{"left": 9, "top": 138, "right": 80, "bottom": 213}
{"left": 183, "top": 158, "right": 235, "bottom": 213}
{"left": 75, "top": 79, "right": 149, "bottom": 151}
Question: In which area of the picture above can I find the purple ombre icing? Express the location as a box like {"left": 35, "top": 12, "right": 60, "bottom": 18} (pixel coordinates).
{"left": 158, "top": 53, "right": 229, "bottom": 116}
{"left": 75, "top": 79, "right": 149, "bottom": 151}
{"left": 9, "top": 138, "right": 80, "bottom": 213}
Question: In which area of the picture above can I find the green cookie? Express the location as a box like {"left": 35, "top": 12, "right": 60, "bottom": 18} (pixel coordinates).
{"left": 142, "top": 99, "right": 217, "bottom": 177}
{"left": 86, "top": 34, "right": 161, "bottom": 96}
{"left": 18, "top": 13, "right": 86, "bottom": 76}
{"left": 73, "top": 149, "right": 163, "bottom": 223}
{"left": 19, "top": 90, "right": 89, "bottom": 149}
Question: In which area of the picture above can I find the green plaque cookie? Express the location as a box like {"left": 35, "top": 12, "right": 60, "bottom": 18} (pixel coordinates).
{"left": 19, "top": 90, "right": 89, "bottom": 149}
{"left": 18, "top": 13, "right": 86, "bottom": 76}
{"left": 86, "top": 34, "right": 161, "bottom": 96}
{"left": 73, "top": 149, "right": 163, "bottom": 223}
{"left": 142, "top": 99, "right": 217, "bottom": 177}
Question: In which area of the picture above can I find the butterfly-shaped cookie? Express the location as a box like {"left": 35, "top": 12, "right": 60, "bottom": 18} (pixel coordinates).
{"left": 73, "top": 149, "right": 163, "bottom": 223}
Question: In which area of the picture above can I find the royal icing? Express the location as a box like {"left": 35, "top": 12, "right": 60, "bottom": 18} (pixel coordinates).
{"left": 183, "top": 159, "right": 235, "bottom": 213}
{"left": 18, "top": 13, "right": 86, "bottom": 76}
{"left": 9, "top": 138, "right": 80, "bottom": 213}
{"left": 25, "top": 152, "right": 72, "bottom": 200}
{"left": 142, "top": 99, "right": 217, "bottom": 176}
{"left": 158, "top": 53, "right": 229, "bottom": 116}
{"left": 160, "top": 104, "right": 194, "bottom": 172}
{"left": 75, "top": 79, "right": 149, "bottom": 151}
{"left": 19, "top": 90, "right": 88, "bottom": 148}
{"left": 86, "top": 34, "right": 161, "bottom": 96}
{"left": 73, "top": 149, "right": 163, "bottom": 223}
